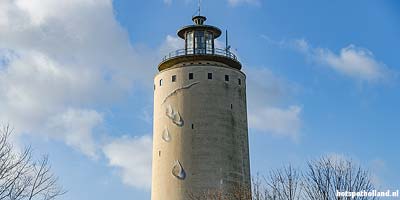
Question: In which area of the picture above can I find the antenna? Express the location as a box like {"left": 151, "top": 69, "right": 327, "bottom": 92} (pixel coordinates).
{"left": 225, "top": 30, "right": 231, "bottom": 51}
{"left": 198, "top": 0, "right": 202, "bottom": 16}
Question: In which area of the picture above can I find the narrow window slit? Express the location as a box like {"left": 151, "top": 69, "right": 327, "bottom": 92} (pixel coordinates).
{"left": 225, "top": 75, "right": 230, "bottom": 81}
{"left": 208, "top": 73, "right": 213, "bottom": 79}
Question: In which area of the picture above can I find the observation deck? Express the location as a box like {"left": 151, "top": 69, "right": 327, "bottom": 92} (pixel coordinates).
{"left": 158, "top": 16, "right": 242, "bottom": 71}
{"left": 159, "top": 48, "right": 241, "bottom": 71}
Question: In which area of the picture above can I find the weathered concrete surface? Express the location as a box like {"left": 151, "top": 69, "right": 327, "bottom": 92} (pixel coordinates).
{"left": 151, "top": 61, "right": 251, "bottom": 200}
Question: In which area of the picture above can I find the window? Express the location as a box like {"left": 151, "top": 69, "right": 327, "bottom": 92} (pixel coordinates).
{"left": 159, "top": 79, "right": 163, "bottom": 86}
{"left": 186, "top": 31, "right": 194, "bottom": 54}
{"left": 238, "top": 78, "right": 242, "bottom": 85}
{"left": 189, "top": 73, "right": 194, "bottom": 80}
{"left": 208, "top": 73, "right": 213, "bottom": 79}
{"left": 205, "top": 31, "right": 213, "bottom": 54}
{"left": 172, "top": 75, "right": 176, "bottom": 82}
{"left": 231, "top": 104, "right": 233, "bottom": 109}
{"left": 195, "top": 31, "right": 205, "bottom": 54}
{"left": 191, "top": 124, "right": 194, "bottom": 129}
{"left": 225, "top": 75, "right": 230, "bottom": 81}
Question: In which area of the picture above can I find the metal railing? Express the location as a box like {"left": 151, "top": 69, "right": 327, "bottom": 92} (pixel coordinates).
{"left": 162, "top": 48, "right": 238, "bottom": 61}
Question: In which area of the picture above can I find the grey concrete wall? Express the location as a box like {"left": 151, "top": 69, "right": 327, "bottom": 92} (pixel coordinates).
{"left": 151, "top": 61, "right": 251, "bottom": 200}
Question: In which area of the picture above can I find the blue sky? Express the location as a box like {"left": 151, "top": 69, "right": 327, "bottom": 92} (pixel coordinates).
{"left": 0, "top": 0, "right": 399, "bottom": 199}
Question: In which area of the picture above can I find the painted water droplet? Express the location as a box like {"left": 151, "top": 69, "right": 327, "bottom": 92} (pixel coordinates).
{"left": 162, "top": 127, "right": 171, "bottom": 142}
{"left": 165, "top": 105, "right": 184, "bottom": 127}
{"left": 172, "top": 160, "right": 186, "bottom": 180}
{"left": 166, "top": 105, "right": 174, "bottom": 119}
{"left": 173, "top": 111, "right": 184, "bottom": 126}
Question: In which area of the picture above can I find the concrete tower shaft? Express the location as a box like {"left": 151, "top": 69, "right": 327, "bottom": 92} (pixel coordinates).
{"left": 151, "top": 16, "right": 251, "bottom": 200}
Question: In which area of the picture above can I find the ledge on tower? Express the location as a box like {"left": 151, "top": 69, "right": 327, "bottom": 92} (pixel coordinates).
{"left": 158, "top": 48, "right": 242, "bottom": 71}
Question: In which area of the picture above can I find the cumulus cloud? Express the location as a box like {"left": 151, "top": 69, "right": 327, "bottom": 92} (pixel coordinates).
{"left": 293, "top": 39, "right": 391, "bottom": 82}
{"left": 0, "top": 49, "right": 108, "bottom": 158}
{"left": 103, "top": 135, "right": 152, "bottom": 189}
{"left": 163, "top": 0, "right": 260, "bottom": 7}
{"left": 0, "top": 0, "right": 159, "bottom": 158}
{"left": 45, "top": 109, "right": 103, "bottom": 158}
{"left": 163, "top": 0, "right": 173, "bottom": 5}
{"left": 246, "top": 68, "right": 302, "bottom": 139}
{"left": 248, "top": 106, "right": 301, "bottom": 138}
{"left": 369, "top": 159, "right": 386, "bottom": 187}
{"left": 159, "top": 35, "right": 185, "bottom": 57}
{"left": 227, "top": 0, "right": 261, "bottom": 6}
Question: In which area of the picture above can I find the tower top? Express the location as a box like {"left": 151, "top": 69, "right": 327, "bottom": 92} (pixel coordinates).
{"left": 159, "top": 15, "right": 241, "bottom": 71}
{"left": 192, "top": 15, "right": 206, "bottom": 25}
{"left": 177, "top": 16, "right": 221, "bottom": 39}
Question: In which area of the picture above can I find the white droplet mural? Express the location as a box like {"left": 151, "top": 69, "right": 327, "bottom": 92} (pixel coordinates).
{"left": 165, "top": 105, "right": 184, "bottom": 127}
{"left": 162, "top": 127, "right": 171, "bottom": 142}
{"left": 172, "top": 160, "right": 186, "bottom": 180}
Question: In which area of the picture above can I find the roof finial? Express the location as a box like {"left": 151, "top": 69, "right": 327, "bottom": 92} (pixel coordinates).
{"left": 198, "top": 0, "right": 201, "bottom": 16}
{"left": 192, "top": 0, "right": 206, "bottom": 25}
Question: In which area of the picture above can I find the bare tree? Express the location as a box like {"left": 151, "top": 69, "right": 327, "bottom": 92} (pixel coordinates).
{"left": 303, "top": 156, "right": 376, "bottom": 200}
{"left": 264, "top": 165, "right": 302, "bottom": 200}
{"left": 188, "top": 157, "right": 376, "bottom": 200}
{"left": 252, "top": 174, "right": 267, "bottom": 200}
{"left": 0, "top": 125, "right": 65, "bottom": 200}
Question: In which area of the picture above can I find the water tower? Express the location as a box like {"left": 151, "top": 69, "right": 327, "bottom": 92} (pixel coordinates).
{"left": 151, "top": 15, "right": 251, "bottom": 199}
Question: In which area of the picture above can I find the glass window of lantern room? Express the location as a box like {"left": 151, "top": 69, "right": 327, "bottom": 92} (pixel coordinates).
{"left": 195, "top": 31, "right": 205, "bottom": 54}
{"left": 205, "top": 31, "right": 213, "bottom": 54}
{"left": 186, "top": 31, "right": 194, "bottom": 54}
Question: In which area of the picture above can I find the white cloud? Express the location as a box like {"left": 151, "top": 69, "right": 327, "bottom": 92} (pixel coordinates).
{"left": 0, "top": 0, "right": 158, "bottom": 158}
{"left": 0, "top": 50, "right": 109, "bottom": 158}
{"left": 159, "top": 35, "right": 185, "bottom": 57}
{"left": 163, "top": 0, "right": 173, "bottom": 5}
{"left": 294, "top": 39, "right": 391, "bottom": 82}
{"left": 103, "top": 135, "right": 152, "bottom": 189}
{"left": 227, "top": 0, "right": 261, "bottom": 6}
{"left": 246, "top": 68, "right": 302, "bottom": 138}
{"left": 164, "top": 0, "right": 261, "bottom": 6}
{"left": 13, "top": 0, "right": 111, "bottom": 26}
{"left": 248, "top": 106, "right": 301, "bottom": 139}
{"left": 45, "top": 109, "right": 103, "bottom": 158}
{"left": 369, "top": 159, "right": 386, "bottom": 188}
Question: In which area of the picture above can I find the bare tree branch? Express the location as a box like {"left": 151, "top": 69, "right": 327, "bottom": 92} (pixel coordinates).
{"left": 0, "top": 124, "right": 65, "bottom": 200}
{"left": 188, "top": 157, "right": 377, "bottom": 200}
{"left": 303, "top": 156, "right": 376, "bottom": 200}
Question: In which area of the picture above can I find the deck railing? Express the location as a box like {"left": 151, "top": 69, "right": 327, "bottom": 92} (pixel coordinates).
{"left": 162, "top": 48, "right": 238, "bottom": 61}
